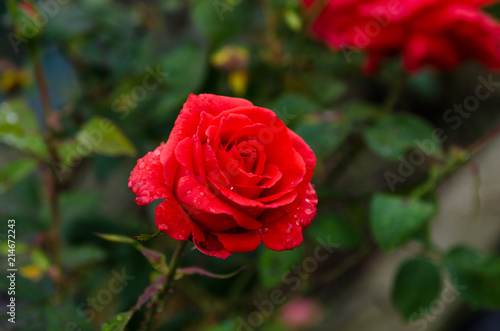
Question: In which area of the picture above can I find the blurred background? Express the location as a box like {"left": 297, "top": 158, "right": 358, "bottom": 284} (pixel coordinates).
{"left": 1, "top": 0, "right": 500, "bottom": 330}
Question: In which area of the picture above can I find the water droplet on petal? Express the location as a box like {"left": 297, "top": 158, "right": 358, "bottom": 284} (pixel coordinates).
{"left": 305, "top": 198, "right": 311, "bottom": 203}
{"left": 304, "top": 208, "right": 313, "bottom": 215}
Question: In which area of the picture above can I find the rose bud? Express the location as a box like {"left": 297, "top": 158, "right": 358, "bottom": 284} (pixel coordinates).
{"left": 129, "top": 94, "right": 317, "bottom": 259}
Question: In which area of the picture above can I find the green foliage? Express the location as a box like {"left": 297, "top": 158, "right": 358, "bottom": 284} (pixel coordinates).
{"left": 295, "top": 121, "right": 349, "bottom": 159}
{"left": 364, "top": 113, "right": 442, "bottom": 160}
{"left": 0, "top": 99, "right": 47, "bottom": 159}
{"left": 370, "top": 193, "right": 435, "bottom": 250}
{"left": 191, "top": 0, "right": 250, "bottom": 43}
{"left": 392, "top": 258, "right": 441, "bottom": 320}
{"left": 155, "top": 43, "right": 208, "bottom": 117}
{"left": 307, "top": 214, "right": 362, "bottom": 250}
{"left": 444, "top": 246, "right": 500, "bottom": 309}
{"left": 0, "top": 158, "right": 37, "bottom": 193}
{"left": 98, "top": 233, "right": 168, "bottom": 274}
{"left": 258, "top": 246, "right": 304, "bottom": 289}
{"left": 99, "top": 311, "right": 134, "bottom": 331}
{"left": 77, "top": 116, "right": 137, "bottom": 157}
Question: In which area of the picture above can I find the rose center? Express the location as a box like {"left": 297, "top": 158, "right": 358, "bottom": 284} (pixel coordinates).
{"left": 237, "top": 142, "right": 258, "bottom": 173}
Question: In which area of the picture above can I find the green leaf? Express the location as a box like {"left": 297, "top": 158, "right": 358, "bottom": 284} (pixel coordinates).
{"left": 295, "top": 121, "right": 349, "bottom": 159}
{"left": 203, "top": 320, "right": 237, "bottom": 331}
{"left": 392, "top": 258, "right": 441, "bottom": 320}
{"left": 364, "top": 113, "right": 442, "bottom": 160}
{"left": 270, "top": 94, "right": 320, "bottom": 124}
{"left": 0, "top": 99, "right": 48, "bottom": 159}
{"left": 76, "top": 116, "right": 136, "bottom": 157}
{"left": 307, "top": 214, "right": 362, "bottom": 250}
{"left": 99, "top": 311, "right": 134, "bottom": 331}
{"left": 191, "top": 0, "right": 250, "bottom": 43}
{"left": 370, "top": 193, "right": 435, "bottom": 250}
{"left": 444, "top": 246, "right": 500, "bottom": 309}
{"left": 97, "top": 233, "right": 168, "bottom": 274}
{"left": 134, "top": 230, "right": 167, "bottom": 241}
{"left": 342, "top": 101, "right": 380, "bottom": 124}
{"left": 62, "top": 245, "right": 108, "bottom": 268}
{"left": 258, "top": 246, "right": 304, "bottom": 289}
{"left": 0, "top": 158, "right": 37, "bottom": 193}
{"left": 302, "top": 74, "right": 348, "bottom": 104}
{"left": 155, "top": 43, "right": 207, "bottom": 116}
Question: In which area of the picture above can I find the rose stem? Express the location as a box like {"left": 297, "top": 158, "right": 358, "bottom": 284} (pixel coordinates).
{"left": 383, "top": 70, "right": 405, "bottom": 113}
{"left": 144, "top": 240, "right": 188, "bottom": 330}
{"left": 411, "top": 119, "right": 500, "bottom": 200}
{"left": 29, "top": 41, "right": 64, "bottom": 299}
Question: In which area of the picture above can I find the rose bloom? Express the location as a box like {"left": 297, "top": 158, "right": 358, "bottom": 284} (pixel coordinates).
{"left": 303, "top": 0, "right": 500, "bottom": 72}
{"left": 129, "top": 94, "right": 317, "bottom": 259}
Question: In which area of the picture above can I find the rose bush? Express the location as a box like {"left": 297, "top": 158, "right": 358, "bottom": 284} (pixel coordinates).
{"left": 303, "top": 0, "right": 500, "bottom": 72}
{"left": 128, "top": 94, "right": 317, "bottom": 259}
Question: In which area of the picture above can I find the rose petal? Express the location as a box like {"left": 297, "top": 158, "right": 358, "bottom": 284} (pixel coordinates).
{"left": 214, "top": 231, "right": 261, "bottom": 253}
{"left": 129, "top": 144, "right": 169, "bottom": 205}
{"left": 175, "top": 137, "right": 194, "bottom": 175}
{"left": 260, "top": 183, "right": 318, "bottom": 251}
{"left": 176, "top": 175, "right": 263, "bottom": 230}
{"left": 154, "top": 192, "right": 193, "bottom": 241}
{"left": 194, "top": 232, "right": 232, "bottom": 259}
{"left": 160, "top": 94, "right": 253, "bottom": 190}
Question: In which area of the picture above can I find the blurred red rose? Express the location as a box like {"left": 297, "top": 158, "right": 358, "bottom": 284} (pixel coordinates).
{"left": 129, "top": 94, "right": 317, "bottom": 259}
{"left": 303, "top": 0, "right": 500, "bottom": 72}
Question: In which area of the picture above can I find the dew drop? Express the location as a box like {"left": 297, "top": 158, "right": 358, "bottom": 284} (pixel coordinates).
{"left": 285, "top": 223, "right": 293, "bottom": 234}
{"left": 261, "top": 227, "right": 269, "bottom": 233}
{"left": 286, "top": 237, "right": 291, "bottom": 242}
{"left": 305, "top": 198, "right": 311, "bottom": 203}
{"left": 304, "top": 208, "right": 313, "bottom": 215}
{"left": 153, "top": 149, "right": 161, "bottom": 156}
{"left": 138, "top": 162, "right": 145, "bottom": 170}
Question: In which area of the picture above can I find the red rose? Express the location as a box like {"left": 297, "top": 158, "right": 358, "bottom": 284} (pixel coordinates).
{"left": 304, "top": 0, "right": 500, "bottom": 72}
{"left": 129, "top": 94, "right": 317, "bottom": 259}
